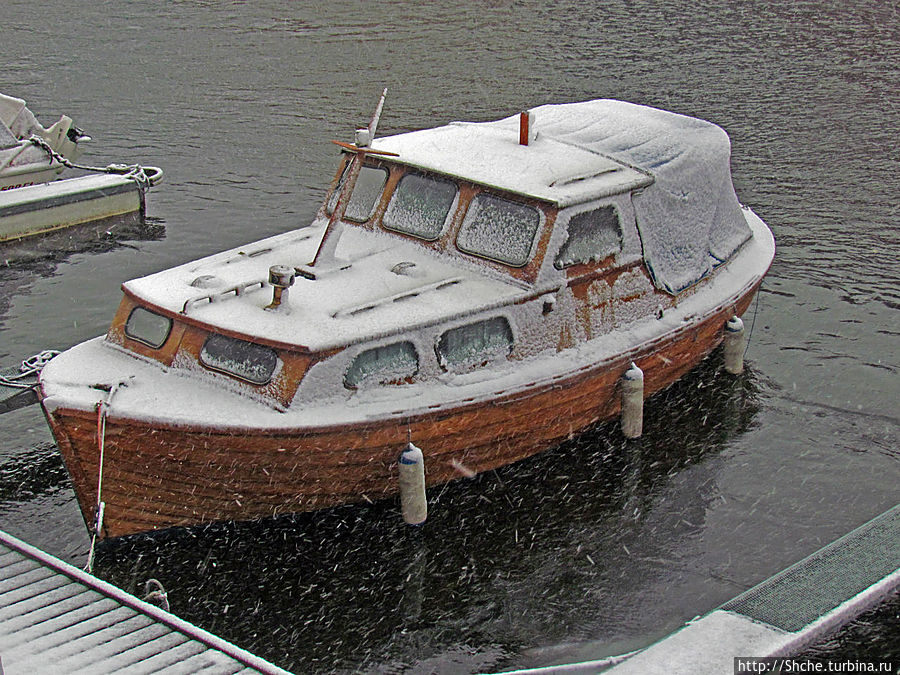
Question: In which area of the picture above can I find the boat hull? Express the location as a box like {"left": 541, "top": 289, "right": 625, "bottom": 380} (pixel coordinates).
{"left": 42, "top": 282, "right": 760, "bottom": 539}
{"left": 0, "top": 173, "right": 149, "bottom": 242}
{"left": 0, "top": 165, "right": 65, "bottom": 191}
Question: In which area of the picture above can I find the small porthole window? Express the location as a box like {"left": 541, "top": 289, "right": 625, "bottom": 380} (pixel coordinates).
{"left": 344, "top": 342, "right": 418, "bottom": 389}
{"left": 125, "top": 307, "right": 172, "bottom": 348}
{"left": 200, "top": 334, "right": 278, "bottom": 385}
{"left": 436, "top": 316, "right": 513, "bottom": 371}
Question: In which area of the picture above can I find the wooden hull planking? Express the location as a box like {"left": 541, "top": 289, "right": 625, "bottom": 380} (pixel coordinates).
{"left": 44, "top": 283, "right": 759, "bottom": 539}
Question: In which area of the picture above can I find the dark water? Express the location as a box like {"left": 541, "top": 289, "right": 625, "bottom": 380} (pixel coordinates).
{"left": 1, "top": 1, "right": 897, "bottom": 672}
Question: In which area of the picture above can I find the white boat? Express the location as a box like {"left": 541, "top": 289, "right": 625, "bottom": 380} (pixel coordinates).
{"left": 0, "top": 93, "right": 89, "bottom": 191}
{"left": 0, "top": 92, "right": 162, "bottom": 243}
{"left": 39, "top": 97, "right": 775, "bottom": 539}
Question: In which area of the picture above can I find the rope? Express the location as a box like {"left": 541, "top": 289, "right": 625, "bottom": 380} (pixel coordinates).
{"left": 743, "top": 279, "right": 763, "bottom": 358}
{"left": 26, "top": 135, "right": 153, "bottom": 194}
{"left": 142, "top": 579, "right": 170, "bottom": 612}
{"left": 0, "top": 350, "right": 60, "bottom": 389}
{"left": 85, "top": 380, "right": 127, "bottom": 573}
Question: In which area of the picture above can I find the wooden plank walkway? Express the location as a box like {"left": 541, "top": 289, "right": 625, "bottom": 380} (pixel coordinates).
{"left": 0, "top": 529, "right": 292, "bottom": 675}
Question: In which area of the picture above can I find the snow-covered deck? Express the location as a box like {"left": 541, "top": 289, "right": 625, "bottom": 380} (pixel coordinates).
{"left": 124, "top": 219, "right": 528, "bottom": 352}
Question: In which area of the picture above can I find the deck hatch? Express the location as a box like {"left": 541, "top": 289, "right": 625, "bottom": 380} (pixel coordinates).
{"left": 199, "top": 334, "right": 278, "bottom": 385}
{"left": 124, "top": 307, "right": 172, "bottom": 349}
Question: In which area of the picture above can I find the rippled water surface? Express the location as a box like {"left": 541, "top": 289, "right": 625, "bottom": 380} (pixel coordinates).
{"left": 1, "top": 1, "right": 897, "bottom": 672}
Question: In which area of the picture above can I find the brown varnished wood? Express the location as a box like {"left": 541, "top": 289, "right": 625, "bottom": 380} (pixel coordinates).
{"left": 174, "top": 324, "right": 318, "bottom": 409}
{"left": 107, "top": 295, "right": 188, "bottom": 367}
{"left": 44, "top": 280, "right": 760, "bottom": 539}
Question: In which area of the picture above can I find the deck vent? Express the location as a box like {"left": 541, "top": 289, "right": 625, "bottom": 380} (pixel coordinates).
{"left": 519, "top": 110, "right": 536, "bottom": 146}
{"left": 189, "top": 274, "right": 220, "bottom": 289}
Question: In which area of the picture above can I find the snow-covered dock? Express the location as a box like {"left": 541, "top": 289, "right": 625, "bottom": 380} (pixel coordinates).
{"left": 0, "top": 168, "right": 161, "bottom": 243}
{"left": 499, "top": 503, "right": 900, "bottom": 674}
{"left": 0, "top": 529, "right": 290, "bottom": 674}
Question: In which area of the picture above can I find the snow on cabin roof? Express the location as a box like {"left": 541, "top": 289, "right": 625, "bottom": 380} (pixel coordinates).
{"left": 371, "top": 117, "right": 653, "bottom": 207}
{"left": 371, "top": 99, "right": 752, "bottom": 294}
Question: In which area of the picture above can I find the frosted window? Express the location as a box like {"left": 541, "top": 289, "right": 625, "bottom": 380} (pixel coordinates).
{"left": 437, "top": 317, "right": 513, "bottom": 370}
{"left": 125, "top": 307, "right": 172, "bottom": 348}
{"left": 325, "top": 165, "right": 388, "bottom": 222}
{"left": 200, "top": 334, "right": 278, "bottom": 385}
{"left": 383, "top": 172, "right": 457, "bottom": 240}
{"left": 325, "top": 161, "right": 350, "bottom": 215}
{"left": 457, "top": 194, "right": 541, "bottom": 267}
{"left": 554, "top": 206, "right": 623, "bottom": 269}
{"left": 344, "top": 342, "right": 418, "bottom": 389}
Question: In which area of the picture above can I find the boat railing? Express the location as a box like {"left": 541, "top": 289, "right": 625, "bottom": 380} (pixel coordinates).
{"left": 181, "top": 279, "right": 266, "bottom": 314}
{"left": 332, "top": 277, "right": 463, "bottom": 318}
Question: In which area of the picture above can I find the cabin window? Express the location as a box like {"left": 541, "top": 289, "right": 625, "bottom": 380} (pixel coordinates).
{"left": 125, "top": 307, "right": 172, "bottom": 348}
{"left": 344, "top": 341, "right": 418, "bottom": 389}
{"left": 456, "top": 194, "right": 541, "bottom": 267}
{"left": 382, "top": 172, "right": 457, "bottom": 240}
{"left": 326, "top": 163, "right": 388, "bottom": 222}
{"left": 436, "top": 316, "right": 513, "bottom": 371}
{"left": 200, "top": 334, "right": 278, "bottom": 385}
{"left": 554, "top": 206, "right": 623, "bottom": 269}
{"left": 325, "top": 161, "right": 351, "bottom": 215}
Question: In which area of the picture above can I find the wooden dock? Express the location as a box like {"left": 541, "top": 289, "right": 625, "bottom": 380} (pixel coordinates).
{"left": 0, "top": 529, "right": 291, "bottom": 674}
{"left": 498, "top": 503, "right": 900, "bottom": 674}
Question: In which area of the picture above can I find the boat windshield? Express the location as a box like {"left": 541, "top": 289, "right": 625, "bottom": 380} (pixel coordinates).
{"left": 0, "top": 120, "right": 18, "bottom": 150}
{"left": 382, "top": 172, "right": 457, "bottom": 241}
{"left": 326, "top": 163, "right": 388, "bottom": 223}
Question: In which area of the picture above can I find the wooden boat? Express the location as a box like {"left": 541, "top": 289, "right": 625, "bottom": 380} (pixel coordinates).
{"left": 0, "top": 93, "right": 89, "bottom": 191}
{"left": 39, "top": 96, "right": 775, "bottom": 539}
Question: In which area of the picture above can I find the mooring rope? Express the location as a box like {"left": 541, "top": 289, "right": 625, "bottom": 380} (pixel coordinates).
{"left": 27, "top": 135, "right": 154, "bottom": 193}
{"left": 0, "top": 349, "right": 60, "bottom": 389}
{"left": 85, "top": 380, "right": 127, "bottom": 574}
{"left": 743, "top": 280, "right": 763, "bottom": 359}
{"left": 142, "top": 578, "right": 170, "bottom": 612}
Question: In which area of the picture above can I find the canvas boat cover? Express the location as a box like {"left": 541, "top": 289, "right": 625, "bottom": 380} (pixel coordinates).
{"left": 374, "top": 99, "right": 752, "bottom": 294}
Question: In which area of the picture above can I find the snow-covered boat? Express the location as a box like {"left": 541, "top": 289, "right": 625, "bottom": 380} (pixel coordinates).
{"left": 0, "top": 93, "right": 88, "bottom": 191}
{"left": 39, "top": 97, "right": 775, "bottom": 539}
{"left": 0, "top": 93, "right": 163, "bottom": 243}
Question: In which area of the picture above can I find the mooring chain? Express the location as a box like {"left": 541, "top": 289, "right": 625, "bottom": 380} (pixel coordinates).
{"left": 27, "top": 135, "right": 152, "bottom": 194}
{"left": 0, "top": 349, "right": 60, "bottom": 389}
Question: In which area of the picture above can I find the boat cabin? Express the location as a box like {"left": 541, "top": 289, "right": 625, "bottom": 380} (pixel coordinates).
{"left": 105, "top": 100, "right": 752, "bottom": 415}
